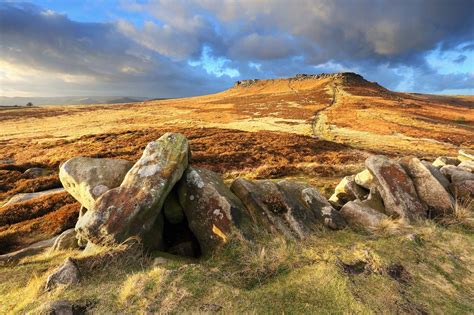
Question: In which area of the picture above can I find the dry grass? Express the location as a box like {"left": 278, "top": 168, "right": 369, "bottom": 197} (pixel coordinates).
{"left": 440, "top": 197, "right": 474, "bottom": 229}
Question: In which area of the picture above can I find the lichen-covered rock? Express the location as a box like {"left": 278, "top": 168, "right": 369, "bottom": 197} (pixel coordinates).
{"left": 178, "top": 167, "right": 254, "bottom": 255}
{"left": 440, "top": 165, "right": 474, "bottom": 183}
{"left": 458, "top": 149, "right": 474, "bottom": 162}
{"left": 432, "top": 156, "right": 460, "bottom": 168}
{"left": 354, "top": 169, "right": 375, "bottom": 189}
{"left": 401, "top": 157, "right": 454, "bottom": 218}
{"left": 230, "top": 178, "right": 295, "bottom": 238}
{"left": 231, "top": 178, "right": 345, "bottom": 239}
{"left": 365, "top": 155, "right": 426, "bottom": 222}
{"left": 45, "top": 257, "right": 80, "bottom": 291}
{"left": 163, "top": 190, "right": 185, "bottom": 224}
{"left": 340, "top": 200, "right": 388, "bottom": 230}
{"left": 3, "top": 188, "right": 64, "bottom": 207}
{"left": 450, "top": 180, "right": 474, "bottom": 199}
{"left": 329, "top": 175, "right": 368, "bottom": 207}
{"left": 421, "top": 160, "right": 450, "bottom": 191}
{"left": 60, "top": 157, "right": 134, "bottom": 211}
{"left": 76, "top": 133, "right": 189, "bottom": 246}
{"left": 278, "top": 180, "right": 347, "bottom": 230}
{"left": 51, "top": 229, "right": 80, "bottom": 252}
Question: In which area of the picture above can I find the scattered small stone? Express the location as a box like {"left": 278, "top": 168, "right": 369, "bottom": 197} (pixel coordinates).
{"left": 199, "top": 303, "right": 223, "bottom": 312}
{"left": 45, "top": 257, "right": 81, "bottom": 291}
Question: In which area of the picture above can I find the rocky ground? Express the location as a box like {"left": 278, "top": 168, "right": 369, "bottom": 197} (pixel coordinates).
{"left": 0, "top": 73, "right": 473, "bottom": 313}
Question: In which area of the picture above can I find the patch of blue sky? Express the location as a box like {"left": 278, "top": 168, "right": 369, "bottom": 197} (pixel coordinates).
{"left": 189, "top": 46, "right": 240, "bottom": 78}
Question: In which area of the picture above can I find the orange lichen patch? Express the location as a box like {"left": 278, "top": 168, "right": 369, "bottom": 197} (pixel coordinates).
{"left": 0, "top": 202, "right": 79, "bottom": 254}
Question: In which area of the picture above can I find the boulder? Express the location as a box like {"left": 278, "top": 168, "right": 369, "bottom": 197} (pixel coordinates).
{"left": 458, "top": 161, "right": 474, "bottom": 173}
{"left": 401, "top": 157, "right": 454, "bottom": 218}
{"left": 45, "top": 257, "right": 80, "bottom": 291}
{"left": 340, "top": 200, "right": 388, "bottom": 230}
{"left": 440, "top": 165, "right": 474, "bottom": 183}
{"left": 329, "top": 175, "right": 368, "bottom": 207}
{"left": 230, "top": 178, "right": 295, "bottom": 238}
{"left": 432, "top": 156, "right": 460, "bottom": 168}
{"left": 75, "top": 133, "right": 189, "bottom": 246}
{"left": 231, "top": 178, "right": 345, "bottom": 239}
{"left": 421, "top": 160, "right": 450, "bottom": 190}
{"left": 178, "top": 167, "right": 254, "bottom": 255}
{"left": 36, "top": 300, "right": 89, "bottom": 315}
{"left": 51, "top": 229, "right": 80, "bottom": 252}
{"left": 458, "top": 149, "right": 474, "bottom": 162}
{"left": 59, "top": 157, "right": 134, "bottom": 211}
{"left": 163, "top": 190, "right": 185, "bottom": 224}
{"left": 450, "top": 180, "right": 474, "bottom": 199}
{"left": 280, "top": 180, "right": 347, "bottom": 230}
{"left": 3, "top": 188, "right": 65, "bottom": 207}
{"left": 354, "top": 169, "right": 374, "bottom": 189}
{"left": 23, "top": 167, "right": 50, "bottom": 178}
{"left": 365, "top": 155, "right": 426, "bottom": 222}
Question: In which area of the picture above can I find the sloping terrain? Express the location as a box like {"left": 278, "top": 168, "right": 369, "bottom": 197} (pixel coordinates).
{"left": 0, "top": 73, "right": 473, "bottom": 313}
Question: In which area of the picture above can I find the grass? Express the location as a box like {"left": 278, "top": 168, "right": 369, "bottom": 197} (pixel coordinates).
{"left": 0, "top": 219, "right": 473, "bottom": 314}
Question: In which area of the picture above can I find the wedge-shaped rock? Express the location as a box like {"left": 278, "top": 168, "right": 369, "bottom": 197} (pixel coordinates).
{"left": 363, "top": 188, "right": 385, "bottom": 213}
{"left": 432, "top": 156, "right": 460, "bottom": 168}
{"left": 401, "top": 157, "right": 454, "bottom": 218}
{"left": 76, "top": 133, "right": 189, "bottom": 246}
{"left": 340, "top": 200, "right": 388, "bottom": 230}
{"left": 60, "top": 157, "right": 133, "bottom": 210}
{"left": 365, "top": 155, "right": 426, "bottom": 222}
{"left": 178, "top": 167, "right": 254, "bottom": 256}
{"left": 329, "top": 175, "right": 368, "bottom": 208}
{"left": 421, "top": 160, "right": 450, "bottom": 190}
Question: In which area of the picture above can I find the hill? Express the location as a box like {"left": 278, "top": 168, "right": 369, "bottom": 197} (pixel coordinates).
{"left": 0, "top": 73, "right": 473, "bottom": 313}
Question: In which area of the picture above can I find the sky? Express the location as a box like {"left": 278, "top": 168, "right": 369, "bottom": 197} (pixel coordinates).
{"left": 0, "top": 0, "right": 473, "bottom": 98}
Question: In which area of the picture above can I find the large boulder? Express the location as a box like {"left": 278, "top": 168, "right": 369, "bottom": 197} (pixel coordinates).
{"left": 278, "top": 180, "right": 347, "bottom": 230}
{"left": 177, "top": 167, "right": 254, "bottom": 256}
{"left": 231, "top": 178, "right": 345, "bottom": 240}
{"left": 365, "top": 155, "right": 426, "bottom": 222}
{"left": 75, "top": 133, "right": 189, "bottom": 246}
{"left": 340, "top": 200, "right": 388, "bottom": 230}
{"left": 60, "top": 157, "right": 134, "bottom": 211}
{"left": 45, "top": 257, "right": 80, "bottom": 291}
{"left": 329, "top": 175, "right": 368, "bottom": 207}
{"left": 401, "top": 157, "right": 454, "bottom": 218}
{"left": 3, "top": 188, "right": 64, "bottom": 207}
{"left": 440, "top": 165, "right": 474, "bottom": 183}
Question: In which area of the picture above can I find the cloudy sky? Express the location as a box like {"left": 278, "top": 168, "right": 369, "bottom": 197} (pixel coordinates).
{"left": 1, "top": 0, "right": 473, "bottom": 97}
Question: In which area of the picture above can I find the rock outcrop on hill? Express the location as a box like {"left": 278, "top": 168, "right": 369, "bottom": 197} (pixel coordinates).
{"left": 1, "top": 132, "right": 472, "bottom": 262}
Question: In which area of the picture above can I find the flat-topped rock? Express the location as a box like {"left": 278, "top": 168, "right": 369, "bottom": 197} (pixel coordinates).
{"left": 3, "top": 188, "right": 64, "bottom": 207}
{"left": 340, "top": 200, "right": 388, "bottom": 231}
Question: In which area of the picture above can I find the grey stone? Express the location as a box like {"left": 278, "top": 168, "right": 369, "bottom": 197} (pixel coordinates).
{"left": 45, "top": 257, "right": 80, "bottom": 291}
